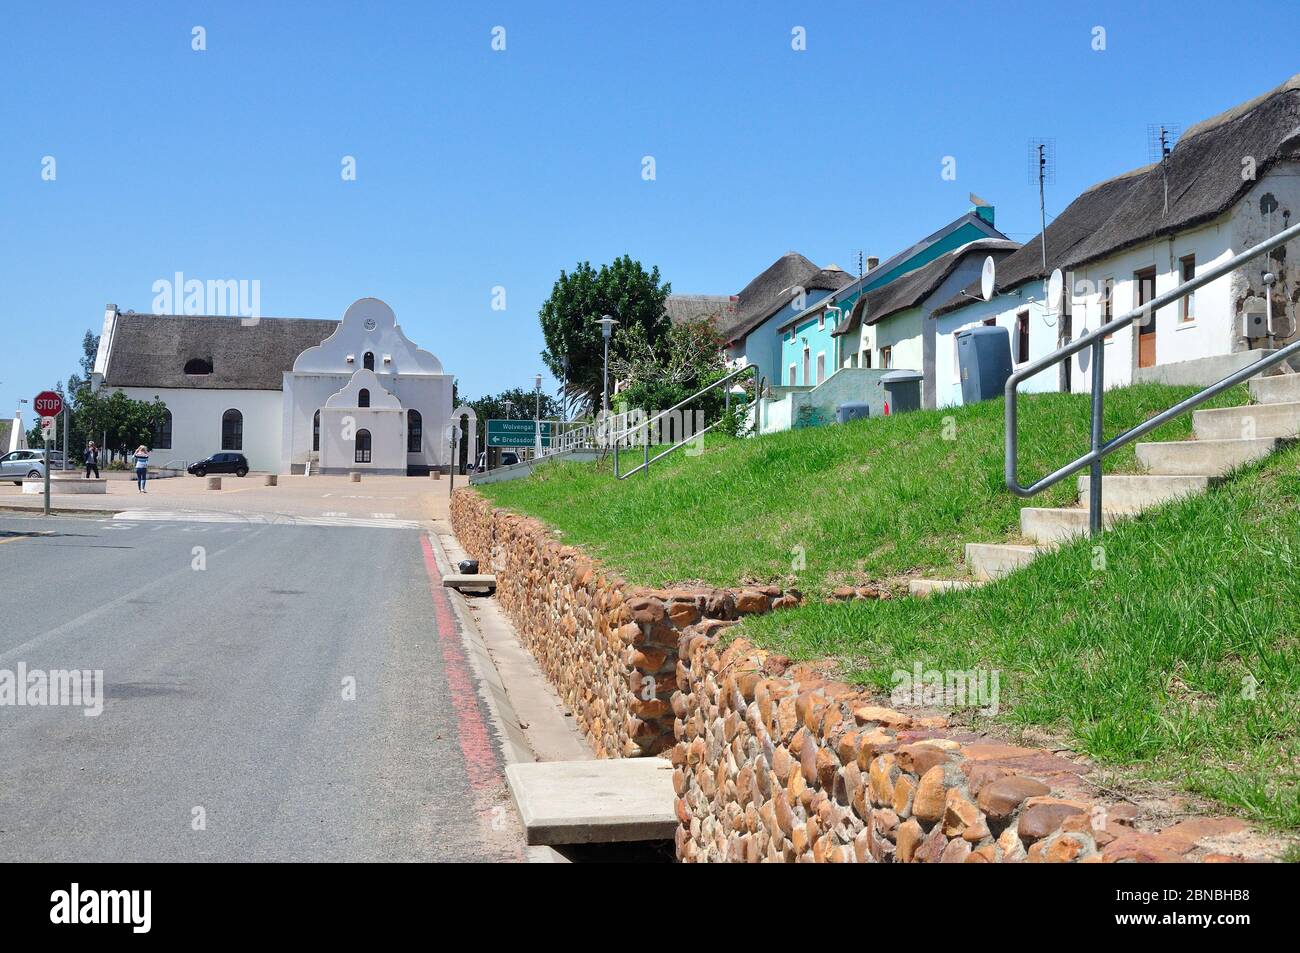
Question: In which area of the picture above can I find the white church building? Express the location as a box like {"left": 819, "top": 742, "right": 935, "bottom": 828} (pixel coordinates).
{"left": 91, "top": 297, "right": 475, "bottom": 475}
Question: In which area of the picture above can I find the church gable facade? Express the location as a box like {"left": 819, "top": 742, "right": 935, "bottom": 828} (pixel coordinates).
{"left": 93, "top": 297, "right": 454, "bottom": 475}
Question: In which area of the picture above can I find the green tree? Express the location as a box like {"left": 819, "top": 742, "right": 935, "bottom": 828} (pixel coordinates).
{"left": 610, "top": 318, "right": 731, "bottom": 417}
{"left": 538, "top": 256, "right": 671, "bottom": 414}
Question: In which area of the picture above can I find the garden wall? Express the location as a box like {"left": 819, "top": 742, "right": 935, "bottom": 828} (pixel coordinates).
{"left": 671, "top": 630, "right": 1257, "bottom": 863}
{"left": 452, "top": 488, "right": 1259, "bottom": 862}
{"left": 450, "top": 488, "right": 797, "bottom": 758}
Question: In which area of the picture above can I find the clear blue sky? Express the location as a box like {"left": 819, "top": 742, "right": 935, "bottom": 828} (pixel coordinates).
{"left": 4, "top": 0, "right": 1298, "bottom": 418}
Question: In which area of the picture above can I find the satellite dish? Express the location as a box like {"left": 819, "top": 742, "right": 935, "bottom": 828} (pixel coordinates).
{"left": 1047, "top": 268, "right": 1064, "bottom": 313}
{"left": 980, "top": 256, "right": 996, "bottom": 302}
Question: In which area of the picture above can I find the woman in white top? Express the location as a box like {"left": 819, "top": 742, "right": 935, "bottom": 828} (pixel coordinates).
{"left": 134, "top": 445, "right": 151, "bottom": 492}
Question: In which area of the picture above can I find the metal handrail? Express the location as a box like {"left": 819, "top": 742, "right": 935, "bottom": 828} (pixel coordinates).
{"left": 1007, "top": 217, "right": 1300, "bottom": 534}
{"left": 611, "top": 363, "right": 761, "bottom": 479}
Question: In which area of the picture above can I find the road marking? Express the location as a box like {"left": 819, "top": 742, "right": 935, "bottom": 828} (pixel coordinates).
{"left": 370, "top": 513, "right": 396, "bottom": 519}
{"left": 420, "top": 535, "right": 499, "bottom": 794}
{"left": 110, "top": 510, "right": 421, "bottom": 530}
{"left": 0, "top": 531, "right": 52, "bottom": 545}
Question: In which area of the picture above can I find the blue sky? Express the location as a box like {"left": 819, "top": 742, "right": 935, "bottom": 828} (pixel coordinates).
{"left": 4, "top": 0, "right": 1299, "bottom": 418}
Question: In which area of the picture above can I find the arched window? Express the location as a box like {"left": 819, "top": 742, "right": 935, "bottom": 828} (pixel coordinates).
{"left": 152, "top": 408, "right": 173, "bottom": 449}
{"left": 312, "top": 409, "right": 320, "bottom": 452}
{"left": 363, "top": 352, "right": 375, "bottom": 371}
{"left": 358, "top": 388, "right": 370, "bottom": 408}
{"left": 407, "top": 409, "right": 422, "bottom": 453}
{"left": 354, "top": 429, "right": 372, "bottom": 463}
{"left": 184, "top": 358, "right": 213, "bottom": 375}
{"left": 221, "top": 409, "right": 243, "bottom": 450}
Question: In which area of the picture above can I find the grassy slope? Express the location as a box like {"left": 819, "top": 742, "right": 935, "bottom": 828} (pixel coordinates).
{"left": 480, "top": 383, "right": 1248, "bottom": 594}
{"left": 739, "top": 444, "right": 1300, "bottom": 828}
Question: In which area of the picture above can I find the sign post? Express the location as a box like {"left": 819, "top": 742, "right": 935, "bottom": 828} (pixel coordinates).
{"left": 486, "top": 419, "right": 554, "bottom": 450}
{"left": 34, "top": 391, "right": 63, "bottom": 517}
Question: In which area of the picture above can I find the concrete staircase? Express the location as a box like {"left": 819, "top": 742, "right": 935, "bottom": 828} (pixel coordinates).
{"left": 910, "top": 373, "right": 1299, "bottom": 595}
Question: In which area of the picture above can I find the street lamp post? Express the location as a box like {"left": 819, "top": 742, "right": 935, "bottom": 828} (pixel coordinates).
{"left": 595, "top": 315, "right": 619, "bottom": 446}
{"left": 534, "top": 373, "right": 543, "bottom": 457}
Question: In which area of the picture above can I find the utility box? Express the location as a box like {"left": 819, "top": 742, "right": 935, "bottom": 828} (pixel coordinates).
{"left": 956, "top": 325, "right": 1013, "bottom": 404}
{"left": 881, "top": 370, "right": 923, "bottom": 414}
{"left": 1242, "top": 309, "right": 1267, "bottom": 339}
{"left": 836, "top": 401, "right": 870, "bottom": 424}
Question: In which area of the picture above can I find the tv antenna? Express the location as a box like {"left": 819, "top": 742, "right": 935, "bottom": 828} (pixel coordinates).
{"left": 1148, "top": 123, "right": 1181, "bottom": 214}
{"left": 1028, "top": 139, "right": 1056, "bottom": 274}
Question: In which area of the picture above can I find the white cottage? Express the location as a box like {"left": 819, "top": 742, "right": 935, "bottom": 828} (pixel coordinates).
{"left": 92, "top": 297, "right": 472, "bottom": 475}
{"left": 932, "top": 73, "right": 1300, "bottom": 402}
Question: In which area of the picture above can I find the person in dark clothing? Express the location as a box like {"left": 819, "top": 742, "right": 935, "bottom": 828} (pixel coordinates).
{"left": 84, "top": 442, "right": 100, "bottom": 478}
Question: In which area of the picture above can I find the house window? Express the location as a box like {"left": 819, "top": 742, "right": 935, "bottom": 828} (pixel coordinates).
{"left": 816, "top": 352, "right": 826, "bottom": 384}
{"left": 861, "top": 350, "right": 871, "bottom": 369}
{"left": 363, "top": 352, "right": 375, "bottom": 371}
{"left": 1102, "top": 277, "right": 1115, "bottom": 339}
{"left": 355, "top": 429, "right": 372, "bottom": 463}
{"left": 407, "top": 409, "right": 422, "bottom": 453}
{"left": 982, "top": 317, "right": 996, "bottom": 327}
{"left": 818, "top": 312, "right": 825, "bottom": 330}
{"left": 1016, "top": 311, "right": 1030, "bottom": 364}
{"left": 358, "top": 388, "right": 370, "bottom": 408}
{"left": 880, "top": 346, "right": 892, "bottom": 369}
{"left": 313, "top": 410, "right": 320, "bottom": 452}
{"left": 152, "top": 408, "right": 172, "bottom": 450}
{"left": 789, "top": 363, "right": 797, "bottom": 385}
{"left": 184, "top": 358, "right": 212, "bottom": 375}
{"left": 1180, "top": 255, "right": 1196, "bottom": 322}
{"left": 221, "top": 409, "right": 243, "bottom": 451}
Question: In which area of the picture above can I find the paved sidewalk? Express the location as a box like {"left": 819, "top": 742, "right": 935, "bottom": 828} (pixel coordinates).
{"left": 0, "top": 472, "right": 454, "bottom": 523}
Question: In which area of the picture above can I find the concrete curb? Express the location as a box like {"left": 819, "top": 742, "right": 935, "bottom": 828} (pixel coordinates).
{"left": 425, "top": 526, "right": 536, "bottom": 768}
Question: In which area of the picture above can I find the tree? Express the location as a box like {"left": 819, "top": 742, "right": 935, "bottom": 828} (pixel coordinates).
{"left": 537, "top": 256, "right": 672, "bottom": 414}
{"left": 610, "top": 318, "right": 734, "bottom": 424}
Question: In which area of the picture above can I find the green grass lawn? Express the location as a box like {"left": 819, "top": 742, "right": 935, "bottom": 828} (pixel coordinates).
{"left": 739, "top": 443, "right": 1300, "bottom": 828}
{"left": 480, "top": 383, "right": 1248, "bottom": 595}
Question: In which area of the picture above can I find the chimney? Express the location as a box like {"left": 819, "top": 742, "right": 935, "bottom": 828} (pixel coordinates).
{"left": 866, "top": 256, "right": 880, "bottom": 272}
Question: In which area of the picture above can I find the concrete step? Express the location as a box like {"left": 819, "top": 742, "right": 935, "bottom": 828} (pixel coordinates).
{"left": 909, "top": 578, "right": 978, "bottom": 597}
{"left": 1249, "top": 374, "right": 1300, "bottom": 405}
{"left": 1075, "top": 474, "right": 1215, "bottom": 513}
{"left": 964, "top": 543, "right": 1042, "bottom": 581}
{"left": 1019, "top": 507, "right": 1121, "bottom": 543}
{"left": 1193, "top": 401, "right": 1300, "bottom": 440}
{"left": 505, "top": 758, "right": 677, "bottom": 846}
{"left": 1135, "top": 437, "right": 1282, "bottom": 476}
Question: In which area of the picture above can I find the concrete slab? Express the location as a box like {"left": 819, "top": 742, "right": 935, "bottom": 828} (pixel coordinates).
{"left": 506, "top": 758, "right": 676, "bottom": 845}
{"left": 443, "top": 573, "right": 496, "bottom": 592}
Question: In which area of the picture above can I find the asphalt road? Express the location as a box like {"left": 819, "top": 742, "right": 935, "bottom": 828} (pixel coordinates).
{"left": 0, "top": 514, "right": 523, "bottom": 862}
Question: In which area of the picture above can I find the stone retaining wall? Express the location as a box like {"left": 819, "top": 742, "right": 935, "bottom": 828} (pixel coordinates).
{"left": 450, "top": 488, "right": 797, "bottom": 758}
{"left": 672, "top": 632, "right": 1257, "bottom": 863}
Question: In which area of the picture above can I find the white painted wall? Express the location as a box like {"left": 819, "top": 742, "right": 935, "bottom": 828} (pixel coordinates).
{"left": 112, "top": 386, "right": 283, "bottom": 472}
{"left": 933, "top": 163, "right": 1300, "bottom": 403}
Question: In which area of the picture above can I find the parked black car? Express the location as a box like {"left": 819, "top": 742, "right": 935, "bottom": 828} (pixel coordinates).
{"left": 188, "top": 453, "right": 249, "bottom": 478}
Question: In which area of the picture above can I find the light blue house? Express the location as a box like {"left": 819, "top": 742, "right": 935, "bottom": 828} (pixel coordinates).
{"left": 717, "top": 253, "right": 853, "bottom": 392}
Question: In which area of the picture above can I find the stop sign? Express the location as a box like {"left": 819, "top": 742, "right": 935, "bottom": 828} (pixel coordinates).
{"left": 34, "top": 390, "right": 63, "bottom": 417}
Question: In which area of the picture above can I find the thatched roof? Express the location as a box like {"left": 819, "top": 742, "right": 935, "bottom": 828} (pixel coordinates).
{"left": 723, "top": 253, "right": 852, "bottom": 344}
{"left": 103, "top": 312, "right": 338, "bottom": 390}
{"left": 666, "top": 294, "right": 737, "bottom": 328}
{"left": 836, "top": 239, "right": 1018, "bottom": 332}
{"left": 934, "top": 73, "right": 1300, "bottom": 317}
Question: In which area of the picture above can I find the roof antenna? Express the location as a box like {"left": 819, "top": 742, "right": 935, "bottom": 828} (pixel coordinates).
{"left": 1148, "top": 123, "right": 1181, "bottom": 215}
{"left": 1028, "top": 138, "right": 1055, "bottom": 275}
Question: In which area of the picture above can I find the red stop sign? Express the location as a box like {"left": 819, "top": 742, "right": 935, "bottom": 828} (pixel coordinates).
{"left": 34, "top": 390, "right": 63, "bottom": 417}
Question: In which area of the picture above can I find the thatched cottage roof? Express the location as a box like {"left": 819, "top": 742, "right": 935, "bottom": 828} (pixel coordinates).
{"left": 102, "top": 312, "right": 338, "bottom": 390}
{"left": 934, "top": 73, "right": 1300, "bottom": 317}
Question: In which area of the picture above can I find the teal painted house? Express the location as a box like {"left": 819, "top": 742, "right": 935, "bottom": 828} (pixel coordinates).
{"left": 775, "top": 205, "right": 1007, "bottom": 385}
{"left": 829, "top": 205, "right": 1008, "bottom": 371}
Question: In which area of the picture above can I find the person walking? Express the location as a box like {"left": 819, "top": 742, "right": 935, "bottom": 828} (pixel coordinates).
{"left": 133, "top": 444, "right": 150, "bottom": 493}
{"left": 84, "top": 441, "right": 100, "bottom": 479}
